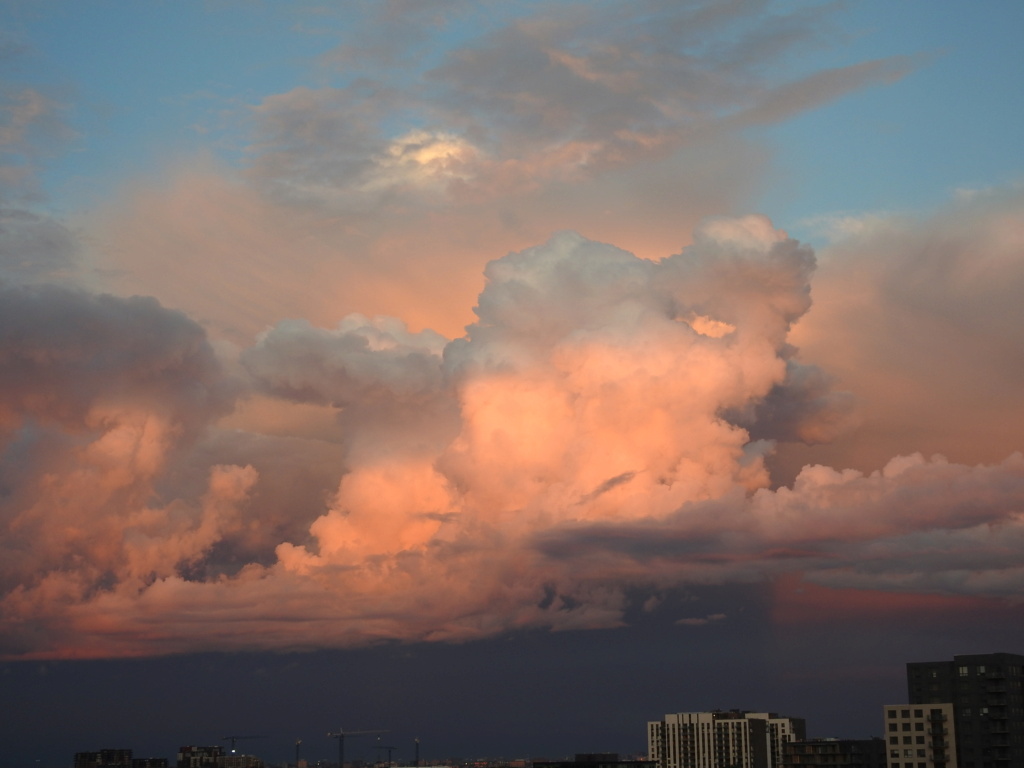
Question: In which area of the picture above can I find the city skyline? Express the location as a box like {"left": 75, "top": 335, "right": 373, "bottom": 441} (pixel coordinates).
{"left": 2, "top": 2, "right": 1024, "bottom": 766}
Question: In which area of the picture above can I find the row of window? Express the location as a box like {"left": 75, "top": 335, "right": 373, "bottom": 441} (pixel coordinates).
{"left": 888, "top": 723, "right": 928, "bottom": 732}
{"left": 889, "top": 750, "right": 926, "bottom": 758}
{"left": 957, "top": 665, "right": 1022, "bottom": 676}
{"left": 887, "top": 710, "right": 946, "bottom": 719}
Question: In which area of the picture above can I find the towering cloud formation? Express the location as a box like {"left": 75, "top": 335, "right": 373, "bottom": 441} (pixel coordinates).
{"left": 5, "top": 212, "right": 1024, "bottom": 660}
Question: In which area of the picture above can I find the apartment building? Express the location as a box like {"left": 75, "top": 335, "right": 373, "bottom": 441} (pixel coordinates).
{"left": 649, "top": 710, "right": 807, "bottom": 768}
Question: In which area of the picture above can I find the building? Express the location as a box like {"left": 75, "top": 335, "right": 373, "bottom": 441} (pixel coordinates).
{"left": 883, "top": 705, "right": 957, "bottom": 768}
{"left": 220, "top": 756, "right": 263, "bottom": 768}
{"left": 533, "top": 754, "right": 650, "bottom": 768}
{"left": 76, "top": 751, "right": 134, "bottom": 768}
{"left": 178, "top": 747, "right": 225, "bottom": 768}
{"left": 906, "top": 653, "right": 1024, "bottom": 768}
{"left": 782, "top": 738, "right": 887, "bottom": 768}
{"left": 649, "top": 710, "right": 807, "bottom": 768}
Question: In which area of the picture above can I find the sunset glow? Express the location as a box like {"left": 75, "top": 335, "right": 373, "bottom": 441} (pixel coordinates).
{"left": 2, "top": 1, "right": 1024, "bottom": 762}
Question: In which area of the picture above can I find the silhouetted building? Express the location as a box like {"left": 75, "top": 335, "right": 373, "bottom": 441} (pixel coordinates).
{"left": 649, "top": 710, "right": 807, "bottom": 768}
{"left": 76, "top": 751, "right": 134, "bottom": 768}
{"left": 782, "top": 738, "right": 887, "bottom": 768}
{"left": 178, "top": 747, "right": 224, "bottom": 768}
{"left": 906, "top": 653, "right": 1024, "bottom": 768}
{"left": 883, "top": 704, "right": 957, "bottom": 768}
{"left": 533, "top": 754, "right": 648, "bottom": 768}
{"left": 133, "top": 760, "right": 168, "bottom": 768}
{"left": 220, "top": 756, "right": 263, "bottom": 768}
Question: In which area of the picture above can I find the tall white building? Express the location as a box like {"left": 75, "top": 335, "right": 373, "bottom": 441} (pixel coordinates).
{"left": 649, "top": 710, "right": 807, "bottom": 768}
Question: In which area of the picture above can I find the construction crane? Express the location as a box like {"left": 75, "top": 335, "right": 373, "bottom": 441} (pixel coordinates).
{"left": 373, "top": 738, "right": 397, "bottom": 767}
{"left": 326, "top": 728, "right": 387, "bottom": 768}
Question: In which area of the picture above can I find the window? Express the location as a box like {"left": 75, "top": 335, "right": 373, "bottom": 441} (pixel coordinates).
{"left": 979, "top": 666, "right": 986, "bottom": 674}
{"left": 916, "top": 737, "right": 925, "bottom": 745}
{"left": 902, "top": 710, "right": 911, "bottom": 718}
{"left": 890, "top": 738, "right": 899, "bottom": 745}
{"left": 915, "top": 723, "right": 924, "bottom": 731}
{"left": 890, "top": 724, "right": 898, "bottom": 732}
{"left": 903, "top": 738, "right": 912, "bottom": 745}
{"left": 914, "top": 710, "right": 923, "bottom": 718}
{"left": 889, "top": 710, "right": 898, "bottom": 718}
{"left": 917, "top": 750, "right": 926, "bottom": 758}
{"left": 960, "top": 666, "right": 970, "bottom": 677}
{"left": 903, "top": 724, "right": 911, "bottom": 731}
{"left": 890, "top": 751, "right": 899, "bottom": 759}
{"left": 904, "top": 749, "right": 914, "bottom": 757}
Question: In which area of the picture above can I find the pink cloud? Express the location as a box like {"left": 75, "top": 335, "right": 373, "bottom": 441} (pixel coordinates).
{"left": 6, "top": 197, "right": 1024, "bottom": 659}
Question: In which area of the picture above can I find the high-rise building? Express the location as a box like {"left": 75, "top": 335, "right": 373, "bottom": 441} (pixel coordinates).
{"left": 649, "top": 710, "right": 807, "bottom": 768}
{"left": 883, "top": 704, "right": 958, "bottom": 768}
{"left": 906, "top": 653, "right": 1024, "bottom": 768}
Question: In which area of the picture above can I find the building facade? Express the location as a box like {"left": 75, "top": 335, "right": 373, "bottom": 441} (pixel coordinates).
{"left": 883, "top": 704, "right": 958, "bottom": 768}
{"left": 782, "top": 738, "right": 887, "bottom": 768}
{"left": 177, "top": 747, "right": 225, "bottom": 768}
{"left": 906, "top": 653, "right": 1024, "bottom": 768}
{"left": 649, "top": 710, "right": 807, "bottom": 768}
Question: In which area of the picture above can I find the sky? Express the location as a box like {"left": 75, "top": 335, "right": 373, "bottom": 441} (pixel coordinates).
{"left": 2, "top": 0, "right": 1024, "bottom": 765}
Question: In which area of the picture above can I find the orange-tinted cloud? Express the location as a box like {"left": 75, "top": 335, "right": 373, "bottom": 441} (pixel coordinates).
{"left": 4, "top": 2, "right": 1018, "bottom": 662}
{"left": 779, "top": 186, "right": 1024, "bottom": 477}
{"left": 10, "top": 214, "right": 1024, "bottom": 660}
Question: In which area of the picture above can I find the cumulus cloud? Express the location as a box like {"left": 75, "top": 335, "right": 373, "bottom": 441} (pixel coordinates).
{"left": 3, "top": 2, "right": 1019, "bottom": 660}
{"left": 0, "top": 283, "right": 238, "bottom": 656}
{"left": 12, "top": 214, "right": 1024, "bottom": 659}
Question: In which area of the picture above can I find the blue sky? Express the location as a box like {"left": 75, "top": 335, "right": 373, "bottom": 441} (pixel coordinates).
{"left": 9, "top": 1, "right": 1023, "bottom": 232}
{"left": 3, "top": 2, "right": 1024, "bottom": 765}
{"left": 755, "top": 0, "right": 1024, "bottom": 233}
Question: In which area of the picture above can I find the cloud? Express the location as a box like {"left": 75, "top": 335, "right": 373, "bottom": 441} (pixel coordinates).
{"left": 778, "top": 186, "right": 1024, "bottom": 476}
{"left": 675, "top": 613, "right": 726, "bottom": 627}
{"left": 0, "top": 46, "right": 79, "bottom": 284}
{"left": 88, "top": 0, "right": 912, "bottom": 344}
{"left": 6, "top": 206, "right": 1024, "bottom": 659}
{"left": 0, "top": 282, "right": 238, "bottom": 656}
{"left": 0, "top": 215, "right": 923, "bottom": 659}
{"left": 3, "top": 2, "right": 1015, "bottom": 661}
